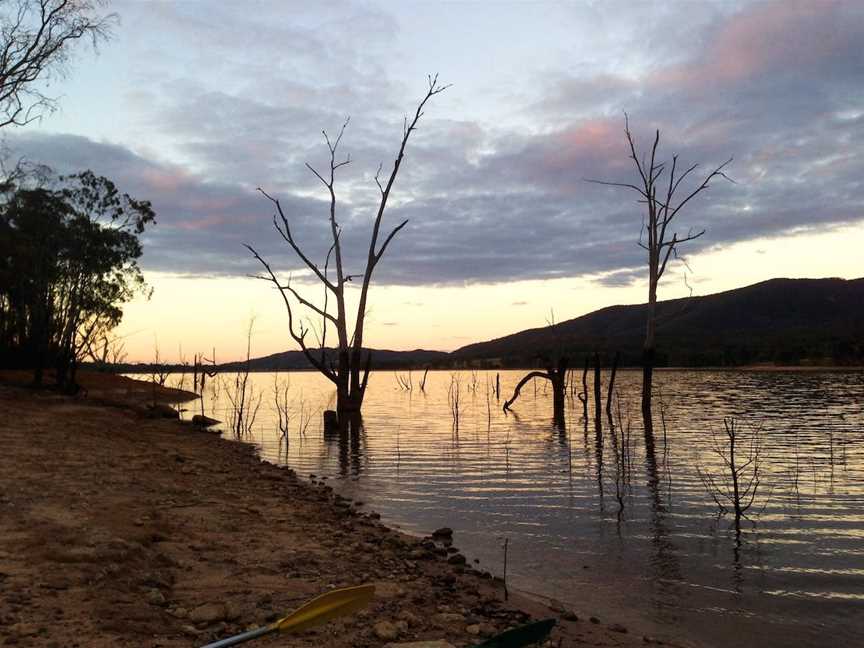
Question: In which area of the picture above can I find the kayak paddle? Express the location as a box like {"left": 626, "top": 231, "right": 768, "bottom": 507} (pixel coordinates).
{"left": 471, "top": 618, "right": 557, "bottom": 648}
{"left": 199, "top": 583, "right": 376, "bottom": 648}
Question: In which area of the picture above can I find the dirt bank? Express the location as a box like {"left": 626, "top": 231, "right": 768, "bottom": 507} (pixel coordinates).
{"left": 0, "top": 379, "right": 689, "bottom": 647}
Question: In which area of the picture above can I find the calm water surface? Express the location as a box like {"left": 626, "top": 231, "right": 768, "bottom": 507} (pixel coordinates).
{"left": 148, "top": 369, "right": 864, "bottom": 647}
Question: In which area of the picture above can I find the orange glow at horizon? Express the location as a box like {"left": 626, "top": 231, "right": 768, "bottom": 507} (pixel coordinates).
{"left": 117, "top": 222, "right": 864, "bottom": 364}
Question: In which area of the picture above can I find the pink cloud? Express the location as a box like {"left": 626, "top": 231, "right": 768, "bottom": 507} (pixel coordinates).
{"left": 654, "top": 1, "right": 860, "bottom": 93}
{"left": 140, "top": 167, "right": 194, "bottom": 194}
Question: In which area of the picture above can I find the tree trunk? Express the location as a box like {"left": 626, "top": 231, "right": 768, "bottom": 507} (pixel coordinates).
{"left": 593, "top": 352, "right": 602, "bottom": 436}
{"left": 551, "top": 371, "right": 566, "bottom": 428}
{"left": 606, "top": 351, "right": 619, "bottom": 416}
{"left": 642, "top": 284, "right": 657, "bottom": 434}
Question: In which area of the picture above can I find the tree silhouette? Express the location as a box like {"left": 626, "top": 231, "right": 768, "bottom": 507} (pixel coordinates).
{"left": 0, "top": 168, "right": 155, "bottom": 390}
{"left": 0, "top": 0, "right": 114, "bottom": 128}
{"left": 247, "top": 75, "right": 448, "bottom": 431}
{"left": 589, "top": 115, "right": 731, "bottom": 432}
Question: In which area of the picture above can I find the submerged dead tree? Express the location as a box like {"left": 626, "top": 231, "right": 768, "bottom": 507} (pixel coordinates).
{"left": 247, "top": 76, "right": 448, "bottom": 431}
{"left": 590, "top": 116, "right": 731, "bottom": 432}
{"left": 697, "top": 417, "right": 765, "bottom": 523}
{"left": 503, "top": 356, "right": 568, "bottom": 425}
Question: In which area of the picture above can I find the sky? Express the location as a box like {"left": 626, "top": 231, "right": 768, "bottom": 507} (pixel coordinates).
{"left": 4, "top": 0, "right": 863, "bottom": 361}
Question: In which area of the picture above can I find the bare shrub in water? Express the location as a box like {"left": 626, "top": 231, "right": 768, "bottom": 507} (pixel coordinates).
{"left": 273, "top": 372, "right": 291, "bottom": 453}
{"left": 448, "top": 373, "right": 462, "bottom": 434}
{"left": 697, "top": 417, "right": 767, "bottom": 521}
{"left": 226, "top": 320, "right": 261, "bottom": 439}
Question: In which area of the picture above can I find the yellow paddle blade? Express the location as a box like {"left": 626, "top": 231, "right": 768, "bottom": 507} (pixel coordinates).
{"left": 275, "top": 584, "right": 376, "bottom": 634}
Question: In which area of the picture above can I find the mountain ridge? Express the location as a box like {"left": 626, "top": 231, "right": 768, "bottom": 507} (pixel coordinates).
{"left": 110, "top": 277, "right": 864, "bottom": 372}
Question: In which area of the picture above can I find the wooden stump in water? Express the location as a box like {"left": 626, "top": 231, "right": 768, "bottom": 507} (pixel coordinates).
{"left": 323, "top": 410, "right": 339, "bottom": 435}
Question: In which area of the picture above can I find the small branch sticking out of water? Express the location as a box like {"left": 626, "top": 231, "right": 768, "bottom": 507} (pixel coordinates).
{"left": 502, "top": 537, "right": 509, "bottom": 601}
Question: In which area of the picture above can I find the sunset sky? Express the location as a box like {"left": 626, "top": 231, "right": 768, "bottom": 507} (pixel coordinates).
{"left": 7, "top": 0, "right": 863, "bottom": 362}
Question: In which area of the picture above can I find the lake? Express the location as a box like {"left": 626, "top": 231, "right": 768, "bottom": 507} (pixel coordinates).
{"left": 145, "top": 368, "right": 864, "bottom": 647}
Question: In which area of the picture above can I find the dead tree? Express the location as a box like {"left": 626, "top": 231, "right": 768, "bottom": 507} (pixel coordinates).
{"left": 503, "top": 356, "right": 568, "bottom": 424}
{"left": 697, "top": 418, "right": 765, "bottom": 522}
{"left": 247, "top": 76, "right": 448, "bottom": 431}
{"left": 589, "top": 115, "right": 731, "bottom": 431}
{"left": 593, "top": 351, "right": 602, "bottom": 435}
{"left": 0, "top": 1, "right": 115, "bottom": 128}
{"left": 605, "top": 351, "right": 620, "bottom": 416}
{"left": 576, "top": 356, "right": 589, "bottom": 422}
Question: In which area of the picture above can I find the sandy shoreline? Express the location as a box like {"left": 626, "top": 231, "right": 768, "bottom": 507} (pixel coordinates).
{"left": 0, "top": 378, "right": 693, "bottom": 647}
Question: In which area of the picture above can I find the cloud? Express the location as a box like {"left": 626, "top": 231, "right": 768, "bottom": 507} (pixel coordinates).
{"left": 7, "top": 0, "right": 863, "bottom": 287}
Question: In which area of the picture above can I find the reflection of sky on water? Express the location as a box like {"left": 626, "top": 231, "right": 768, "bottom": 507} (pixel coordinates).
{"left": 152, "top": 369, "right": 864, "bottom": 648}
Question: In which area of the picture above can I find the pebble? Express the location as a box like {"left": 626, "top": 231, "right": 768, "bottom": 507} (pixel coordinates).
{"left": 374, "top": 620, "right": 400, "bottom": 641}
{"left": 145, "top": 589, "right": 166, "bottom": 606}
{"left": 432, "top": 527, "right": 453, "bottom": 539}
{"left": 189, "top": 602, "right": 226, "bottom": 625}
{"left": 383, "top": 642, "right": 456, "bottom": 648}
{"left": 432, "top": 612, "right": 465, "bottom": 625}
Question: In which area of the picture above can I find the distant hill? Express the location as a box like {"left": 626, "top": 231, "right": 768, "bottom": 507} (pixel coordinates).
{"left": 109, "top": 277, "right": 864, "bottom": 374}
{"left": 218, "top": 348, "right": 450, "bottom": 372}
{"left": 453, "top": 277, "right": 864, "bottom": 367}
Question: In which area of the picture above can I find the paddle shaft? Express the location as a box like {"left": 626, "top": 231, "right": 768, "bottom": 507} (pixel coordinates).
{"left": 199, "top": 624, "right": 274, "bottom": 648}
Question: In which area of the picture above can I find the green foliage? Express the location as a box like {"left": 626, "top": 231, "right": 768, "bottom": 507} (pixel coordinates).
{"left": 0, "top": 167, "right": 155, "bottom": 388}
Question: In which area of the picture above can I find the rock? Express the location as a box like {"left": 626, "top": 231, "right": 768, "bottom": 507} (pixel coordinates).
{"left": 383, "top": 643, "right": 456, "bottom": 648}
{"left": 549, "top": 599, "right": 567, "bottom": 613}
{"left": 466, "top": 622, "right": 496, "bottom": 637}
{"left": 145, "top": 589, "right": 166, "bottom": 606}
{"left": 447, "top": 553, "right": 467, "bottom": 565}
{"left": 397, "top": 610, "right": 421, "bottom": 627}
{"left": 561, "top": 610, "right": 579, "bottom": 622}
{"left": 189, "top": 603, "right": 226, "bottom": 625}
{"left": 589, "top": 616, "right": 600, "bottom": 624}
{"left": 432, "top": 612, "right": 465, "bottom": 626}
{"left": 609, "top": 623, "right": 628, "bottom": 633}
{"left": 374, "top": 621, "right": 400, "bottom": 641}
{"left": 224, "top": 601, "right": 242, "bottom": 621}
{"left": 146, "top": 403, "right": 179, "bottom": 419}
{"left": 375, "top": 581, "right": 406, "bottom": 599}
{"left": 192, "top": 414, "right": 221, "bottom": 427}
{"left": 171, "top": 607, "right": 188, "bottom": 619}
{"left": 432, "top": 527, "right": 453, "bottom": 539}
{"left": 409, "top": 548, "right": 432, "bottom": 560}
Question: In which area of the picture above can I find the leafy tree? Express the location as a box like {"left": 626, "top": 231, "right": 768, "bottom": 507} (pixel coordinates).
{"left": 0, "top": 168, "right": 155, "bottom": 389}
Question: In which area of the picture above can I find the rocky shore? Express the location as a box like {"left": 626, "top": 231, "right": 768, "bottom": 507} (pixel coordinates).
{"left": 0, "top": 378, "right": 688, "bottom": 647}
